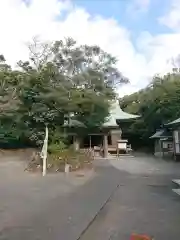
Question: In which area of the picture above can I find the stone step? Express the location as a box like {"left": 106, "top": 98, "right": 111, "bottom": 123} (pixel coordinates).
{"left": 172, "top": 179, "right": 180, "bottom": 188}
{"left": 172, "top": 189, "right": 180, "bottom": 196}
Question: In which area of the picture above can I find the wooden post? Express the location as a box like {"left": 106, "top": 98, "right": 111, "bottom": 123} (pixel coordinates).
{"left": 73, "top": 135, "right": 76, "bottom": 151}
{"left": 103, "top": 134, "right": 108, "bottom": 158}
{"left": 76, "top": 137, "right": 80, "bottom": 151}
{"left": 162, "top": 140, "right": 164, "bottom": 158}
{"left": 89, "top": 135, "right": 92, "bottom": 149}
{"left": 117, "top": 141, "right": 119, "bottom": 158}
{"left": 73, "top": 135, "right": 80, "bottom": 151}
{"left": 160, "top": 139, "right": 164, "bottom": 158}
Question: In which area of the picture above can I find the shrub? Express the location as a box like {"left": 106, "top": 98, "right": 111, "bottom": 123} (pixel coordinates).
{"left": 47, "top": 146, "right": 94, "bottom": 172}
{"left": 48, "top": 141, "right": 66, "bottom": 154}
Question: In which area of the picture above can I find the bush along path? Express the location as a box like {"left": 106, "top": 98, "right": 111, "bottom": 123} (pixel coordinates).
{"left": 25, "top": 144, "right": 94, "bottom": 173}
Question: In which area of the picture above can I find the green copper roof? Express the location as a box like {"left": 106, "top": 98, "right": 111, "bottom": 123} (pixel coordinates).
{"left": 103, "top": 101, "right": 140, "bottom": 127}
{"left": 149, "top": 129, "right": 172, "bottom": 139}
{"left": 166, "top": 118, "right": 180, "bottom": 126}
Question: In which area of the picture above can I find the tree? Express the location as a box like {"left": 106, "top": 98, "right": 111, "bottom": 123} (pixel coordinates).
{"left": 50, "top": 38, "right": 128, "bottom": 128}
{"left": 0, "top": 37, "right": 128, "bottom": 147}
{"left": 119, "top": 72, "right": 180, "bottom": 149}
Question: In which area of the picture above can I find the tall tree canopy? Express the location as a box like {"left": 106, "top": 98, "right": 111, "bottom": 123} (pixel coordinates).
{"left": 119, "top": 72, "right": 180, "bottom": 149}
{"left": 0, "top": 37, "right": 128, "bottom": 148}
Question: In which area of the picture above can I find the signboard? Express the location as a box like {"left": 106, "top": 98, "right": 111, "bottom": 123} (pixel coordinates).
{"left": 163, "top": 142, "right": 168, "bottom": 148}
{"left": 118, "top": 142, "right": 127, "bottom": 150}
{"left": 162, "top": 142, "right": 172, "bottom": 149}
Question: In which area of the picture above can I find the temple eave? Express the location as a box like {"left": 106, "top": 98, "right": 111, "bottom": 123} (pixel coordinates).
{"left": 116, "top": 116, "right": 140, "bottom": 121}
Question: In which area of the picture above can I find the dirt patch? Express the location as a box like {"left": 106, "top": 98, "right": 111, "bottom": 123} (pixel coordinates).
{"left": 0, "top": 148, "right": 37, "bottom": 161}
{"left": 24, "top": 148, "right": 94, "bottom": 173}
{"left": 0, "top": 148, "right": 94, "bottom": 176}
{"left": 0, "top": 148, "right": 39, "bottom": 175}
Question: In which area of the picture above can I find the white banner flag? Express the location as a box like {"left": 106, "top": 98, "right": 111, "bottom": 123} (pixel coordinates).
{"left": 41, "top": 126, "right": 48, "bottom": 176}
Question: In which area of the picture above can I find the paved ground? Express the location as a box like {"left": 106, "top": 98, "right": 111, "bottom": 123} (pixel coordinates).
{"left": 0, "top": 150, "right": 96, "bottom": 239}
{"left": 0, "top": 158, "right": 121, "bottom": 240}
{"left": 80, "top": 156, "right": 180, "bottom": 240}
{"left": 1, "top": 152, "right": 180, "bottom": 239}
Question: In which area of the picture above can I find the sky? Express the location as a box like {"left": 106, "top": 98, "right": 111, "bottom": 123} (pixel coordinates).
{"left": 1, "top": 0, "right": 180, "bottom": 96}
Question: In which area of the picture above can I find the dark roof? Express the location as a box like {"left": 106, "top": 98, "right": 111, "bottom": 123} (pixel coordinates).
{"left": 149, "top": 129, "right": 172, "bottom": 139}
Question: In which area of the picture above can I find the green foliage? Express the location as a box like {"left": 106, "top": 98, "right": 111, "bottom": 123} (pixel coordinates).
{"left": 48, "top": 131, "right": 67, "bottom": 154}
{"left": 0, "top": 37, "right": 127, "bottom": 148}
{"left": 47, "top": 147, "right": 93, "bottom": 172}
{"left": 120, "top": 73, "right": 180, "bottom": 148}
{"left": 48, "top": 142, "right": 66, "bottom": 154}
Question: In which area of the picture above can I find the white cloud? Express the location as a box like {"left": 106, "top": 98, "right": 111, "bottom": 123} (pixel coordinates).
{"left": 159, "top": 0, "right": 180, "bottom": 31}
{"left": 0, "top": 0, "right": 180, "bottom": 97}
{"left": 137, "top": 31, "right": 180, "bottom": 72}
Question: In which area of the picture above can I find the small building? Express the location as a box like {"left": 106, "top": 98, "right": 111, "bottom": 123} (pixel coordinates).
{"left": 150, "top": 128, "right": 173, "bottom": 158}
{"left": 101, "top": 101, "right": 140, "bottom": 157}
{"left": 64, "top": 100, "right": 140, "bottom": 158}
{"left": 165, "top": 118, "right": 180, "bottom": 161}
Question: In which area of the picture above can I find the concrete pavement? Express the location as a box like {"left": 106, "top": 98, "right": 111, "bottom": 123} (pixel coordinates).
{"left": 0, "top": 161, "right": 122, "bottom": 240}
{"left": 80, "top": 156, "right": 180, "bottom": 240}
{"left": 1, "top": 155, "right": 180, "bottom": 239}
